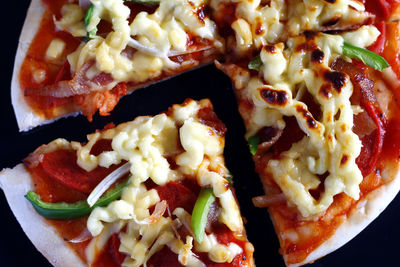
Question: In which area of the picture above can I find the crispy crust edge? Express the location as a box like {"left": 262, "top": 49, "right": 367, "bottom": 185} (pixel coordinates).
{"left": 0, "top": 164, "right": 86, "bottom": 267}
{"left": 11, "top": 0, "right": 218, "bottom": 132}
{"left": 284, "top": 162, "right": 400, "bottom": 267}
{"left": 11, "top": 0, "right": 82, "bottom": 132}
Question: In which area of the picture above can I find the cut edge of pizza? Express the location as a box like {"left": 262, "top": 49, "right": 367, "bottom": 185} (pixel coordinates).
{"left": 1, "top": 98, "right": 255, "bottom": 266}
{"left": 13, "top": 0, "right": 224, "bottom": 132}
{"left": 217, "top": 16, "right": 400, "bottom": 266}
{"left": 293, "top": 167, "right": 400, "bottom": 266}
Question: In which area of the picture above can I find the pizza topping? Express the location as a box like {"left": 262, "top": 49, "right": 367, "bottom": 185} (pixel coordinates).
{"left": 84, "top": 4, "right": 97, "bottom": 38}
{"left": 212, "top": 0, "right": 372, "bottom": 52}
{"left": 32, "top": 69, "right": 47, "bottom": 84}
{"left": 54, "top": 4, "right": 87, "bottom": 37}
{"left": 342, "top": 41, "right": 389, "bottom": 71}
{"left": 56, "top": 0, "right": 221, "bottom": 84}
{"left": 45, "top": 38, "right": 66, "bottom": 61}
{"left": 191, "top": 187, "right": 216, "bottom": 242}
{"left": 228, "top": 26, "right": 384, "bottom": 218}
{"left": 25, "top": 177, "right": 130, "bottom": 220}
{"left": 87, "top": 162, "right": 131, "bottom": 206}
{"left": 248, "top": 55, "right": 261, "bottom": 72}
{"left": 248, "top": 135, "right": 259, "bottom": 155}
{"left": 23, "top": 99, "right": 246, "bottom": 265}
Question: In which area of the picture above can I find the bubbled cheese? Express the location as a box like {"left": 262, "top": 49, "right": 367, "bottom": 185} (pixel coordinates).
{"left": 243, "top": 26, "right": 379, "bottom": 218}
{"left": 55, "top": 0, "right": 221, "bottom": 85}
{"left": 212, "top": 0, "right": 370, "bottom": 51}
{"left": 77, "top": 100, "right": 244, "bottom": 265}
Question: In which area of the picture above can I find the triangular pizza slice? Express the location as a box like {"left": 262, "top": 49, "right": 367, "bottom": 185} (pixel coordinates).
{"left": 13, "top": 0, "right": 224, "bottom": 131}
{"left": 218, "top": 22, "right": 400, "bottom": 266}
{"left": 0, "top": 99, "right": 254, "bottom": 266}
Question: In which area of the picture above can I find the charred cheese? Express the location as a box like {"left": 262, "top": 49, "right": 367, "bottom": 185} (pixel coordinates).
{"left": 211, "top": 0, "right": 370, "bottom": 51}
{"left": 56, "top": 0, "right": 221, "bottom": 84}
{"left": 242, "top": 26, "right": 380, "bottom": 218}
{"left": 68, "top": 99, "right": 245, "bottom": 265}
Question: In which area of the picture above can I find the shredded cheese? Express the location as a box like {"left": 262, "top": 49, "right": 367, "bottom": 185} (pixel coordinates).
{"left": 45, "top": 39, "right": 66, "bottom": 61}
{"left": 211, "top": 0, "right": 370, "bottom": 51}
{"left": 239, "top": 26, "right": 379, "bottom": 218}
{"left": 72, "top": 99, "right": 245, "bottom": 265}
{"left": 55, "top": 0, "right": 221, "bottom": 84}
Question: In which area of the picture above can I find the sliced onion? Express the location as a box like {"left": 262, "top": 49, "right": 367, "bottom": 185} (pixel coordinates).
{"left": 87, "top": 162, "right": 131, "bottom": 207}
{"left": 67, "top": 228, "right": 92, "bottom": 243}
{"left": 142, "top": 200, "right": 168, "bottom": 224}
{"left": 168, "top": 46, "right": 214, "bottom": 57}
{"left": 24, "top": 80, "right": 91, "bottom": 98}
{"left": 168, "top": 207, "right": 181, "bottom": 239}
{"left": 128, "top": 38, "right": 166, "bottom": 58}
{"left": 252, "top": 193, "right": 286, "bottom": 208}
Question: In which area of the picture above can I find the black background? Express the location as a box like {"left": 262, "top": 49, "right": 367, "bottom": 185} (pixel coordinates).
{"left": 1, "top": 1, "right": 400, "bottom": 266}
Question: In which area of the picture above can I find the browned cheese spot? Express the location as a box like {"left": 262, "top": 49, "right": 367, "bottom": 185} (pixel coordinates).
{"left": 304, "top": 31, "right": 318, "bottom": 39}
{"left": 319, "top": 84, "right": 333, "bottom": 99}
{"left": 324, "top": 0, "right": 336, "bottom": 3}
{"left": 195, "top": 4, "right": 207, "bottom": 25}
{"left": 264, "top": 45, "right": 276, "bottom": 53}
{"left": 340, "top": 155, "right": 349, "bottom": 165}
{"left": 255, "top": 19, "right": 265, "bottom": 35}
{"left": 296, "top": 105, "right": 318, "bottom": 128}
{"left": 324, "top": 71, "right": 346, "bottom": 93}
{"left": 295, "top": 41, "right": 318, "bottom": 53}
{"left": 311, "top": 49, "right": 324, "bottom": 63}
{"left": 260, "top": 87, "right": 289, "bottom": 106}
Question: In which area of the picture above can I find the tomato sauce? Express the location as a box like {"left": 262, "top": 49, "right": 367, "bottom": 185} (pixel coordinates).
{"left": 254, "top": 30, "right": 400, "bottom": 263}
{"left": 18, "top": 1, "right": 221, "bottom": 121}
{"left": 26, "top": 135, "right": 251, "bottom": 267}
{"left": 19, "top": 7, "right": 80, "bottom": 117}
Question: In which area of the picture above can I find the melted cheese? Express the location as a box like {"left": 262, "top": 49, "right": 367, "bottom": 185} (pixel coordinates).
{"left": 54, "top": 4, "right": 86, "bottom": 37}
{"left": 32, "top": 69, "right": 46, "bottom": 84}
{"left": 242, "top": 26, "right": 379, "bottom": 218}
{"left": 45, "top": 39, "right": 66, "bottom": 61}
{"left": 56, "top": 0, "right": 221, "bottom": 84}
{"left": 212, "top": 0, "right": 369, "bottom": 50}
{"left": 79, "top": 100, "right": 244, "bottom": 265}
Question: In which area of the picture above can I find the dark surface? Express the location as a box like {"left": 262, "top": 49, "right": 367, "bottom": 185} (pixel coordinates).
{"left": 1, "top": 1, "right": 400, "bottom": 267}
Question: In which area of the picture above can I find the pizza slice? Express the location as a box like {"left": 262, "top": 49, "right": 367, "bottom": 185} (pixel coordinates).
{"left": 13, "top": 0, "right": 224, "bottom": 131}
{"left": 0, "top": 99, "right": 254, "bottom": 266}
{"left": 217, "top": 22, "right": 400, "bottom": 266}
{"left": 211, "top": 0, "right": 375, "bottom": 57}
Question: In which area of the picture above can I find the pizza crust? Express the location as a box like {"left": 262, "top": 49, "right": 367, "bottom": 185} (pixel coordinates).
{"left": 285, "top": 162, "right": 400, "bottom": 267}
{"left": 11, "top": 0, "right": 217, "bottom": 132}
{"left": 0, "top": 165, "right": 85, "bottom": 267}
{"left": 11, "top": 0, "right": 61, "bottom": 132}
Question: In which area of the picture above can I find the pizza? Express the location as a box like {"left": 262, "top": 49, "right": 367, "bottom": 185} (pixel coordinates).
{"left": 0, "top": 99, "right": 255, "bottom": 267}
{"left": 6, "top": 0, "right": 400, "bottom": 266}
{"left": 215, "top": 1, "right": 400, "bottom": 266}
{"left": 13, "top": 0, "right": 224, "bottom": 131}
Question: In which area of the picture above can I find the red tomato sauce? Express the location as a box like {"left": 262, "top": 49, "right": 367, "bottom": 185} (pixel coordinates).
{"left": 255, "top": 33, "right": 400, "bottom": 263}
{"left": 18, "top": 1, "right": 221, "bottom": 120}
{"left": 26, "top": 138, "right": 252, "bottom": 266}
